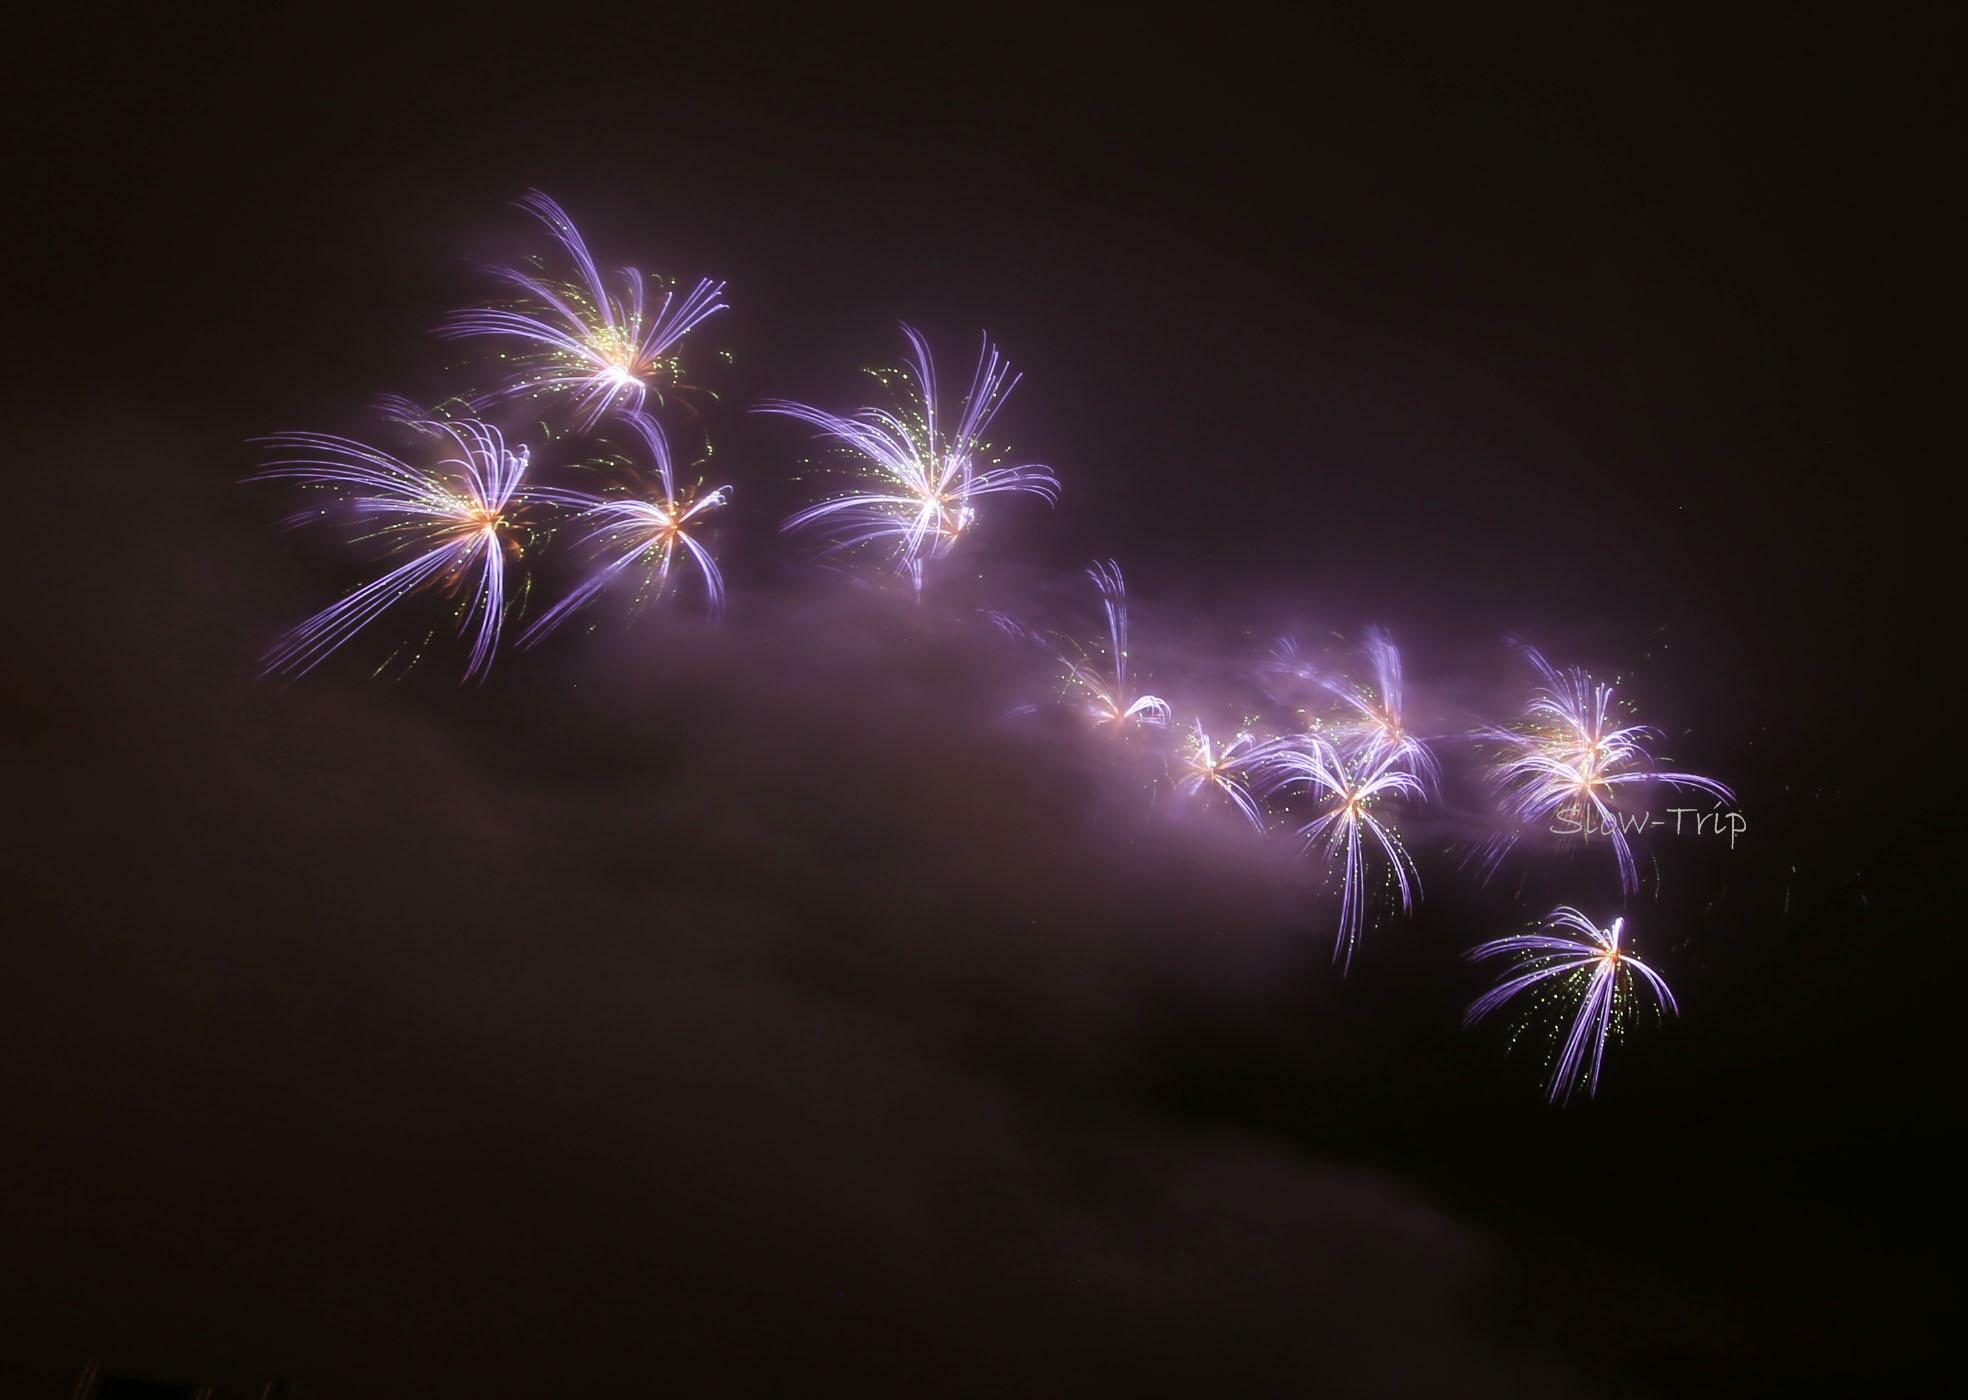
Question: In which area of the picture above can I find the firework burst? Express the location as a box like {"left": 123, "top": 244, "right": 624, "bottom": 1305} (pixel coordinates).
{"left": 1464, "top": 905, "right": 1679, "bottom": 1104}
{"left": 520, "top": 411, "right": 730, "bottom": 645}
{"left": 762, "top": 324, "right": 1058, "bottom": 592}
{"left": 1481, "top": 645, "right": 1733, "bottom": 895}
{"left": 1318, "top": 627, "right": 1439, "bottom": 789}
{"left": 439, "top": 191, "right": 727, "bottom": 430}
{"left": 1016, "top": 561, "right": 1173, "bottom": 729}
{"left": 1261, "top": 629, "right": 1438, "bottom": 788}
{"left": 252, "top": 419, "right": 536, "bottom": 681}
{"left": 1172, "top": 722, "right": 1269, "bottom": 830}
{"left": 1255, "top": 736, "right": 1422, "bottom": 971}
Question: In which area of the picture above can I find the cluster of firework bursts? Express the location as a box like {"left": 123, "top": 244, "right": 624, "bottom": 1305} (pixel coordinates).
{"left": 253, "top": 192, "right": 1735, "bottom": 1105}
{"left": 989, "top": 575, "right": 1730, "bottom": 1103}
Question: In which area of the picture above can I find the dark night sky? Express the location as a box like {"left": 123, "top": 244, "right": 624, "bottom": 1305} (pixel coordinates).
{"left": 6, "top": 8, "right": 1942, "bottom": 1397}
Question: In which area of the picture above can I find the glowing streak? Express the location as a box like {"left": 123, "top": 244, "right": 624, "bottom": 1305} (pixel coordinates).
{"left": 1464, "top": 906, "right": 1678, "bottom": 1104}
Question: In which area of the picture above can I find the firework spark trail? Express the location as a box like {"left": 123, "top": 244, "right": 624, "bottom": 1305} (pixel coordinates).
{"left": 252, "top": 419, "right": 533, "bottom": 681}
{"left": 371, "top": 393, "right": 472, "bottom": 425}
{"left": 1253, "top": 735, "right": 1423, "bottom": 971}
{"left": 1464, "top": 905, "right": 1679, "bottom": 1104}
{"left": 1172, "top": 722, "right": 1270, "bottom": 830}
{"left": 520, "top": 412, "right": 730, "bottom": 645}
{"left": 439, "top": 191, "right": 727, "bottom": 430}
{"left": 761, "top": 324, "right": 1059, "bottom": 592}
{"left": 1480, "top": 644, "right": 1733, "bottom": 895}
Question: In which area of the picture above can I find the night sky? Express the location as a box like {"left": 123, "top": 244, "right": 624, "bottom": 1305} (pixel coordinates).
{"left": 8, "top": 10, "right": 1939, "bottom": 1397}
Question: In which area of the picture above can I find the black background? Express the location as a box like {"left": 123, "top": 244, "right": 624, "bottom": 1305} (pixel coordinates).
{"left": 6, "top": 7, "right": 1939, "bottom": 1396}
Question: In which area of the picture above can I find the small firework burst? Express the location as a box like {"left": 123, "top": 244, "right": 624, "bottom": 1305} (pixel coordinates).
{"left": 521, "top": 411, "right": 730, "bottom": 645}
{"left": 994, "top": 561, "right": 1171, "bottom": 731}
{"left": 1172, "top": 721, "right": 1270, "bottom": 831}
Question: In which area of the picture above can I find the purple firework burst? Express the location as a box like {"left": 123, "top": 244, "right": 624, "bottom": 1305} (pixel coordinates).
{"left": 1172, "top": 722, "right": 1271, "bottom": 831}
{"left": 521, "top": 411, "right": 730, "bottom": 646}
{"left": 253, "top": 419, "right": 536, "bottom": 681}
{"left": 440, "top": 191, "right": 727, "bottom": 430}
{"left": 1253, "top": 735, "right": 1423, "bottom": 971}
{"left": 761, "top": 324, "right": 1058, "bottom": 592}
{"left": 1480, "top": 645, "right": 1733, "bottom": 895}
{"left": 1464, "top": 905, "right": 1679, "bottom": 1104}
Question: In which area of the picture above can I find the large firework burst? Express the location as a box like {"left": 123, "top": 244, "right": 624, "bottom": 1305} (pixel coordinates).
{"left": 1464, "top": 905, "right": 1679, "bottom": 1104}
{"left": 253, "top": 419, "right": 536, "bottom": 681}
{"left": 440, "top": 191, "right": 727, "bottom": 429}
{"left": 1481, "top": 645, "right": 1733, "bottom": 895}
{"left": 1254, "top": 736, "right": 1423, "bottom": 971}
{"left": 762, "top": 324, "right": 1058, "bottom": 592}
